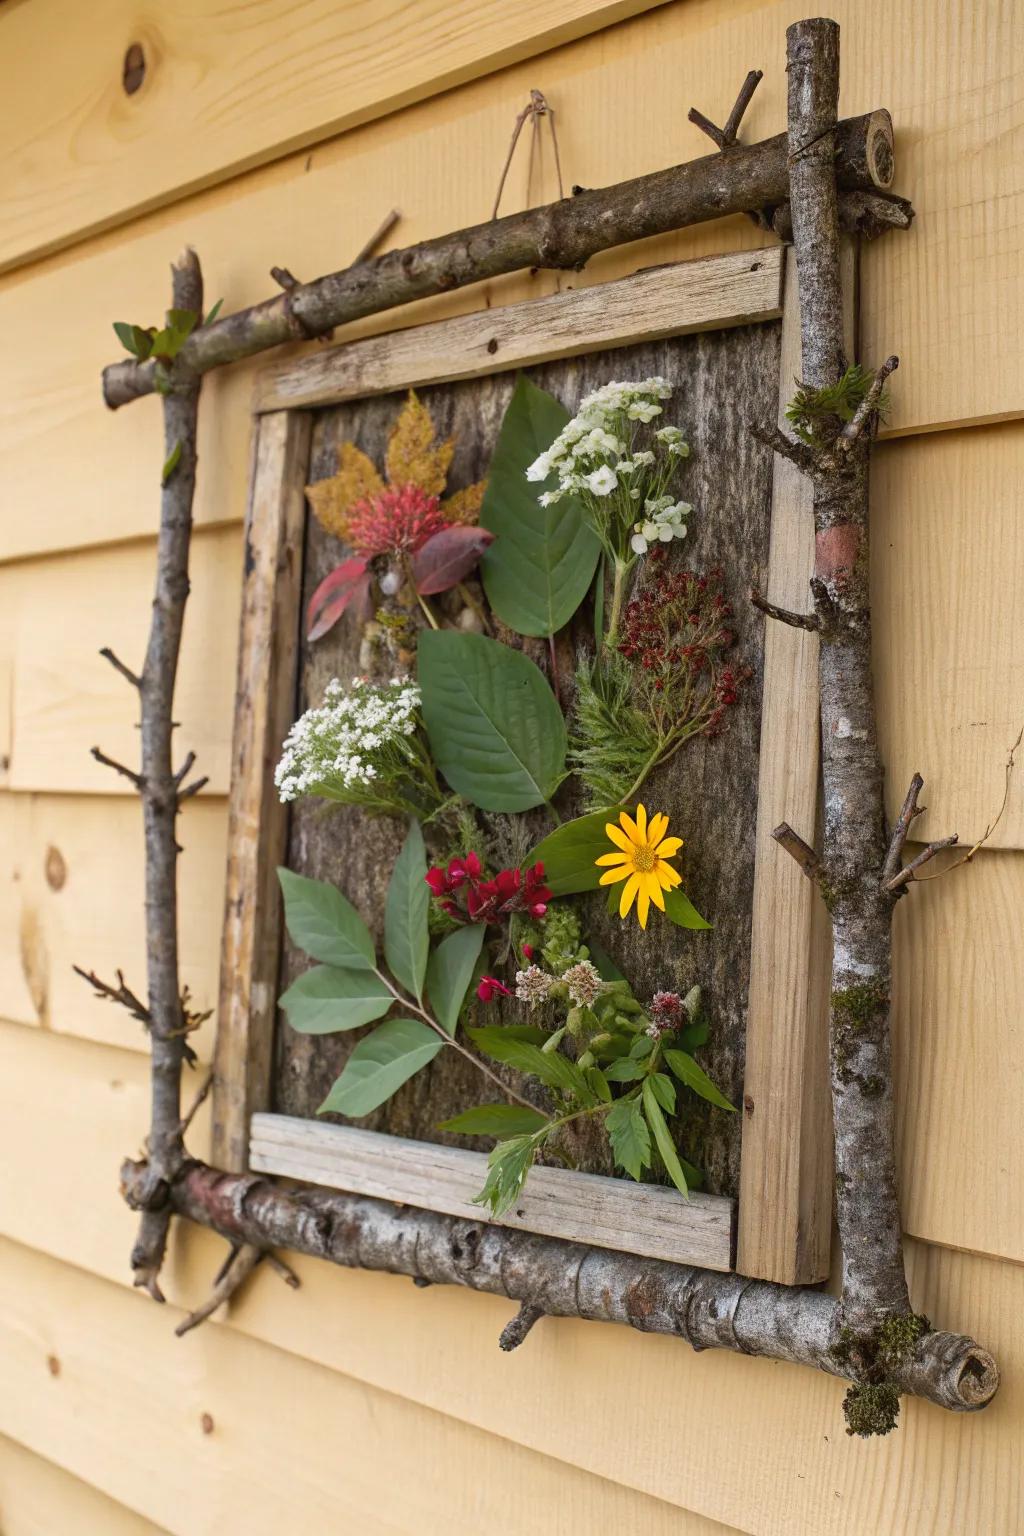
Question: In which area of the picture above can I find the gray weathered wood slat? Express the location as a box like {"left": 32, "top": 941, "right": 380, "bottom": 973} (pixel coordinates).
{"left": 253, "top": 248, "right": 784, "bottom": 412}
{"left": 250, "top": 1113, "right": 735, "bottom": 1271}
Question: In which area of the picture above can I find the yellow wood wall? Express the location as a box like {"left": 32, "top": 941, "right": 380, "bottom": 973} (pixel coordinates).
{"left": 2, "top": 3, "right": 1022, "bottom": 1531}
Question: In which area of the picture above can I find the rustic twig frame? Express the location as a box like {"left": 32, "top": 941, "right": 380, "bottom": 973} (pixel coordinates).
{"left": 211, "top": 243, "right": 833, "bottom": 1284}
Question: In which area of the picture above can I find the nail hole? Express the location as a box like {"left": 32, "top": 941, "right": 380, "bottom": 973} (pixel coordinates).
{"left": 45, "top": 845, "right": 67, "bottom": 891}
{"left": 47, "top": 1354, "right": 61, "bottom": 1377}
{"left": 122, "top": 42, "right": 146, "bottom": 95}
{"left": 744, "top": 1095, "right": 755, "bottom": 1116}
{"left": 487, "top": 338, "right": 499, "bottom": 354}
{"left": 200, "top": 1412, "right": 215, "bottom": 1435}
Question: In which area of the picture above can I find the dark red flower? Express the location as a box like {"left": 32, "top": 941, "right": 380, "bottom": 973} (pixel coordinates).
{"left": 477, "top": 976, "right": 512, "bottom": 1003}
{"left": 424, "top": 853, "right": 551, "bottom": 927}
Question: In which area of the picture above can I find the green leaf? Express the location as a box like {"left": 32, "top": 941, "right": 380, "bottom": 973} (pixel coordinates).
{"left": 438, "top": 1103, "right": 549, "bottom": 1136}
{"left": 166, "top": 307, "right": 200, "bottom": 338}
{"left": 472, "top": 1132, "right": 544, "bottom": 1216}
{"left": 203, "top": 298, "right": 224, "bottom": 325}
{"left": 663, "top": 1049, "right": 736, "bottom": 1112}
{"left": 603, "top": 1057, "right": 645, "bottom": 1082}
{"left": 113, "top": 321, "right": 153, "bottom": 358}
{"left": 606, "top": 1095, "right": 651, "bottom": 1181}
{"left": 642, "top": 1080, "right": 689, "bottom": 1198}
{"left": 418, "top": 631, "right": 567, "bottom": 812}
{"left": 279, "top": 965, "right": 393, "bottom": 1034}
{"left": 528, "top": 806, "right": 627, "bottom": 898}
{"left": 161, "top": 441, "right": 182, "bottom": 485}
{"left": 384, "top": 822, "right": 430, "bottom": 1001}
{"left": 318, "top": 1018, "right": 442, "bottom": 1117}
{"left": 678, "top": 1020, "right": 710, "bottom": 1051}
{"left": 466, "top": 1027, "right": 595, "bottom": 1103}
{"left": 585, "top": 1065, "right": 612, "bottom": 1103}
{"left": 469, "top": 1023, "right": 549, "bottom": 1049}
{"left": 425, "top": 924, "right": 486, "bottom": 1035}
{"left": 592, "top": 556, "right": 606, "bottom": 649}
{"left": 663, "top": 888, "right": 711, "bottom": 930}
{"left": 277, "top": 867, "right": 375, "bottom": 970}
{"left": 479, "top": 376, "right": 601, "bottom": 638}
{"left": 649, "top": 1071, "right": 677, "bottom": 1114}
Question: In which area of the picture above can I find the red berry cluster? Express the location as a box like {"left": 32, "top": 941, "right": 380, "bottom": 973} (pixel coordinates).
{"left": 618, "top": 558, "right": 748, "bottom": 738}
{"left": 425, "top": 852, "right": 551, "bottom": 925}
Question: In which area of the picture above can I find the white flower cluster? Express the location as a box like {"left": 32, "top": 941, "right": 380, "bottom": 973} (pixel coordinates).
{"left": 275, "top": 676, "right": 421, "bottom": 804}
{"left": 630, "top": 492, "right": 692, "bottom": 555}
{"left": 524, "top": 379, "right": 692, "bottom": 564}
{"left": 515, "top": 965, "right": 554, "bottom": 1009}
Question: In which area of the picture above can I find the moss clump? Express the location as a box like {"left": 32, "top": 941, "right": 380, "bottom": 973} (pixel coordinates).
{"left": 843, "top": 1381, "right": 900, "bottom": 1438}
{"left": 831, "top": 1325, "right": 857, "bottom": 1368}
{"left": 860, "top": 1074, "right": 885, "bottom": 1098}
{"left": 876, "top": 1312, "right": 930, "bottom": 1369}
{"left": 831, "top": 979, "right": 889, "bottom": 1033}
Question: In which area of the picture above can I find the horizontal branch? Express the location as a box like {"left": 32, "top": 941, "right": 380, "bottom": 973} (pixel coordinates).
{"left": 885, "top": 834, "right": 959, "bottom": 891}
{"left": 770, "top": 189, "right": 914, "bottom": 243}
{"left": 773, "top": 822, "right": 821, "bottom": 877}
{"left": 750, "top": 589, "right": 820, "bottom": 631}
{"left": 102, "top": 111, "right": 894, "bottom": 408}
{"left": 125, "top": 1159, "right": 997, "bottom": 1418}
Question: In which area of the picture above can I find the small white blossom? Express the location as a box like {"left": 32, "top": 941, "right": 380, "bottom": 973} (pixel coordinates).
{"left": 275, "top": 676, "right": 432, "bottom": 811}
{"left": 563, "top": 960, "right": 606, "bottom": 1008}
{"left": 515, "top": 966, "right": 555, "bottom": 1009}
{"left": 586, "top": 465, "right": 618, "bottom": 497}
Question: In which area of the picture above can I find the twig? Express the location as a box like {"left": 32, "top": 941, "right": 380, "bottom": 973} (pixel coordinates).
{"left": 177, "top": 775, "right": 209, "bottom": 801}
{"left": 689, "top": 69, "right": 763, "bottom": 149}
{"left": 499, "top": 1301, "right": 545, "bottom": 1351}
{"left": 884, "top": 834, "right": 959, "bottom": 891}
{"left": 174, "top": 1244, "right": 264, "bottom": 1337}
{"left": 772, "top": 821, "right": 821, "bottom": 877}
{"left": 910, "top": 726, "right": 1023, "bottom": 882}
{"left": 178, "top": 1070, "right": 213, "bottom": 1138}
{"left": 750, "top": 590, "right": 820, "bottom": 631}
{"left": 836, "top": 355, "right": 899, "bottom": 454}
{"left": 172, "top": 751, "right": 196, "bottom": 786}
{"left": 353, "top": 208, "right": 402, "bottom": 265}
{"left": 73, "top": 966, "right": 151, "bottom": 1026}
{"left": 264, "top": 1252, "right": 301, "bottom": 1289}
{"left": 90, "top": 747, "right": 144, "bottom": 789}
{"left": 881, "top": 773, "right": 925, "bottom": 887}
{"left": 492, "top": 90, "right": 563, "bottom": 220}
{"left": 100, "top": 646, "right": 141, "bottom": 689}
{"left": 749, "top": 420, "right": 817, "bottom": 474}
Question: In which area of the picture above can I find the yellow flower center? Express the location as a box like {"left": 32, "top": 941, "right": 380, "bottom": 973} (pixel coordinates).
{"left": 632, "top": 843, "right": 656, "bottom": 873}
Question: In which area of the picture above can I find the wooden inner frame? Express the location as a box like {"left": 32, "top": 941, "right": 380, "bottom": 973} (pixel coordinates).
{"left": 212, "top": 244, "right": 834, "bottom": 1286}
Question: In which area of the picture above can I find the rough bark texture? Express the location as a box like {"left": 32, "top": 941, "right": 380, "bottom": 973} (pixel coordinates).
{"left": 99, "top": 251, "right": 208, "bottom": 1297}
{"left": 275, "top": 324, "right": 781, "bottom": 1200}
{"left": 101, "top": 113, "right": 892, "bottom": 409}
{"left": 783, "top": 18, "right": 911, "bottom": 1334}
{"left": 120, "top": 1157, "right": 998, "bottom": 1418}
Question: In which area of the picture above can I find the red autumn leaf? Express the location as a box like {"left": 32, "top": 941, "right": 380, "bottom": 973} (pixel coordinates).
{"left": 412, "top": 526, "right": 495, "bottom": 595}
{"left": 307, "top": 557, "right": 370, "bottom": 641}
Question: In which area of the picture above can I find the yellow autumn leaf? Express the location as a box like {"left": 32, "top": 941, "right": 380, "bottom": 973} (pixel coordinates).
{"left": 386, "top": 390, "right": 454, "bottom": 495}
{"left": 440, "top": 480, "right": 488, "bottom": 525}
{"left": 305, "top": 443, "right": 383, "bottom": 540}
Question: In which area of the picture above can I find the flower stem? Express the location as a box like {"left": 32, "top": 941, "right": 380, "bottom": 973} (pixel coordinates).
{"left": 604, "top": 555, "right": 629, "bottom": 652}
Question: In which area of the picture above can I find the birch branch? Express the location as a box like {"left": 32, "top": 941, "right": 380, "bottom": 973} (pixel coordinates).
{"left": 101, "top": 111, "right": 895, "bottom": 409}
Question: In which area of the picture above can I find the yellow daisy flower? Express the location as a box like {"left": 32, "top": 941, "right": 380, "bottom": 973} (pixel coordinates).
{"left": 595, "top": 805, "right": 683, "bottom": 930}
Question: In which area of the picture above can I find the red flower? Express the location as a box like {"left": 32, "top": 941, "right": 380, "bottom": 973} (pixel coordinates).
{"left": 521, "top": 942, "right": 536, "bottom": 961}
{"left": 477, "top": 976, "right": 512, "bottom": 1003}
{"left": 345, "top": 482, "right": 452, "bottom": 560}
{"left": 424, "top": 854, "right": 551, "bottom": 927}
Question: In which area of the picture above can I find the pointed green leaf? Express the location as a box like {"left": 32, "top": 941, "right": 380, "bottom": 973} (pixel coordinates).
{"left": 279, "top": 965, "right": 391, "bottom": 1034}
{"left": 649, "top": 1071, "right": 677, "bottom": 1114}
{"left": 606, "top": 1095, "right": 651, "bottom": 1181}
{"left": 527, "top": 805, "right": 627, "bottom": 897}
{"left": 418, "top": 630, "right": 566, "bottom": 811}
{"left": 466, "top": 1027, "right": 594, "bottom": 1103}
{"left": 663, "top": 1049, "right": 736, "bottom": 1111}
{"left": 642, "top": 1080, "right": 689, "bottom": 1198}
{"left": 384, "top": 822, "right": 430, "bottom": 1001}
{"left": 426, "top": 923, "right": 486, "bottom": 1035}
{"left": 161, "top": 441, "right": 182, "bottom": 485}
{"left": 603, "top": 1057, "right": 645, "bottom": 1083}
{"left": 203, "top": 298, "right": 224, "bottom": 326}
{"left": 663, "top": 888, "right": 711, "bottom": 930}
{"left": 471, "top": 1131, "right": 544, "bottom": 1216}
{"left": 438, "top": 1103, "right": 549, "bottom": 1136}
{"left": 277, "top": 867, "right": 375, "bottom": 970}
{"left": 319, "top": 1018, "right": 442, "bottom": 1117}
{"left": 479, "top": 376, "right": 601, "bottom": 637}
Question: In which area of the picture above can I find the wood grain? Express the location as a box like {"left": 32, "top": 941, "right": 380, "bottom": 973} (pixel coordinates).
{"left": 872, "top": 421, "right": 1024, "bottom": 849}
{"left": 0, "top": 792, "right": 226, "bottom": 1056}
{"left": 734, "top": 245, "right": 853, "bottom": 1284}
{"left": 212, "top": 412, "right": 310, "bottom": 1172}
{"left": 0, "top": 1435, "right": 170, "bottom": 1536}
{"left": 255, "top": 249, "right": 784, "bottom": 411}
{"left": 0, "top": 1235, "right": 732, "bottom": 1536}
{"left": 251, "top": 1114, "right": 735, "bottom": 1271}
{"left": 0, "top": 0, "right": 671, "bottom": 273}
{"left": 2, "top": 529, "right": 242, "bottom": 797}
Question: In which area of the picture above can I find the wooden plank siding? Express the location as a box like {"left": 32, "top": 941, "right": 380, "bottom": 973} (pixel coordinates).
{"left": 0, "top": 0, "right": 1022, "bottom": 569}
{"left": 1, "top": 1, "right": 1023, "bottom": 1532}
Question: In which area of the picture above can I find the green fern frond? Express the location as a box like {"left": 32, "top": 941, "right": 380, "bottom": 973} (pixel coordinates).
{"left": 785, "top": 363, "right": 889, "bottom": 450}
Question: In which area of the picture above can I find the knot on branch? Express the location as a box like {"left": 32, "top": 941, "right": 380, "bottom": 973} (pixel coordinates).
{"left": 120, "top": 1157, "right": 169, "bottom": 1214}
{"left": 499, "top": 1301, "right": 545, "bottom": 1350}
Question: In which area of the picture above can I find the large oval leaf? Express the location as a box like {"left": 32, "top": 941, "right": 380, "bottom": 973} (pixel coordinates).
{"left": 279, "top": 965, "right": 392, "bottom": 1033}
{"left": 479, "top": 377, "right": 601, "bottom": 638}
{"left": 425, "top": 923, "right": 486, "bottom": 1035}
{"left": 318, "top": 1018, "right": 443, "bottom": 1117}
{"left": 412, "top": 526, "right": 494, "bottom": 594}
{"left": 418, "top": 630, "right": 566, "bottom": 812}
{"left": 527, "top": 805, "right": 626, "bottom": 896}
{"left": 384, "top": 822, "right": 430, "bottom": 1001}
{"left": 278, "top": 868, "right": 375, "bottom": 970}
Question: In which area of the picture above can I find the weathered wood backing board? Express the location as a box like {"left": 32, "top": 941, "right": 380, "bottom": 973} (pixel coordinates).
{"left": 273, "top": 322, "right": 780, "bottom": 1206}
